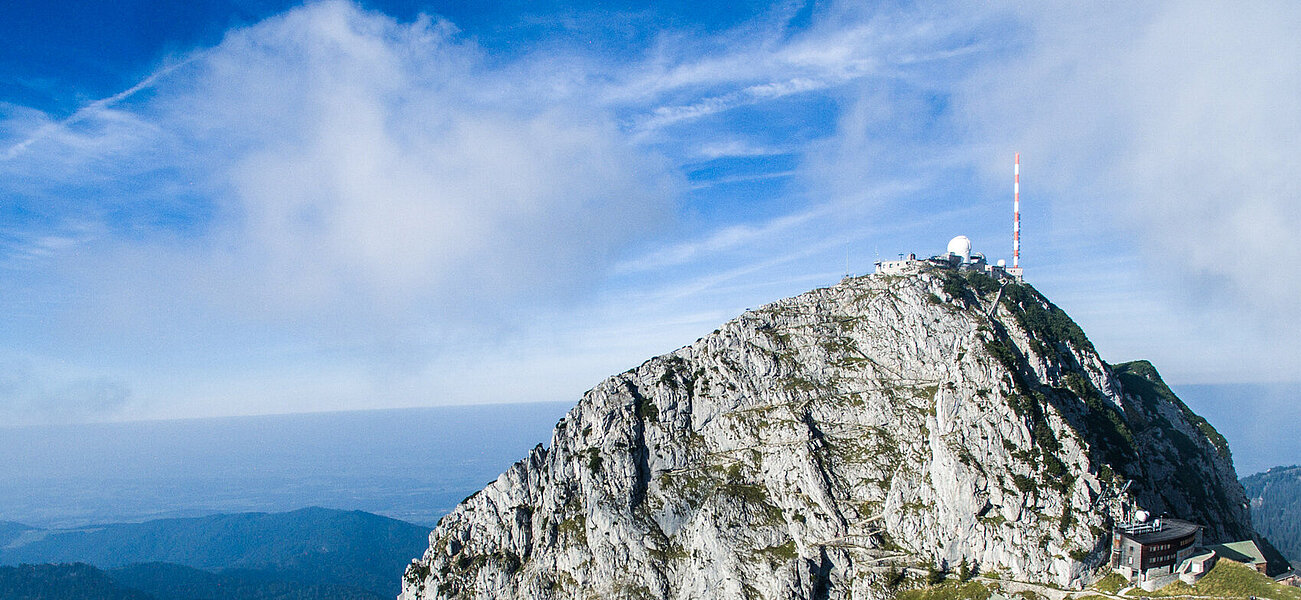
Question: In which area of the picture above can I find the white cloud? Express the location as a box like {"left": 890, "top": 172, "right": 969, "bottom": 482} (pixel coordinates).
{"left": 614, "top": 209, "right": 821, "bottom": 274}
{"left": 601, "top": 4, "right": 984, "bottom": 140}
{"left": 951, "top": 1, "right": 1301, "bottom": 379}
{"left": 0, "top": 1, "right": 691, "bottom": 421}
{"left": 694, "top": 140, "right": 791, "bottom": 159}
{"left": 634, "top": 76, "right": 832, "bottom": 133}
{"left": 0, "top": 357, "right": 133, "bottom": 425}
{"left": 3, "top": 0, "right": 680, "bottom": 335}
{"left": 2, "top": 55, "right": 197, "bottom": 162}
{"left": 4, "top": 0, "right": 1297, "bottom": 424}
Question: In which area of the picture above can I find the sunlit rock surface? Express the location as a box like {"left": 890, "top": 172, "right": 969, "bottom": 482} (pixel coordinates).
{"left": 400, "top": 269, "right": 1251, "bottom": 600}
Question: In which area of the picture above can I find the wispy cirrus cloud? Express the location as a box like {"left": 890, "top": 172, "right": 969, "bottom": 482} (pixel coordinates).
{"left": 2, "top": 55, "right": 199, "bottom": 161}
{"left": 633, "top": 77, "right": 831, "bottom": 133}
{"left": 4, "top": 0, "right": 1298, "bottom": 426}
{"left": 614, "top": 208, "right": 821, "bottom": 274}
{"left": 0, "top": 1, "right": 686, "bottom": 420}
{"left": 2, "top": 1, "right": 680, "bottom": 332}
{"left": 608, "top": 0, "right": 1301, "bottom": 385}
{"left": 694, "top": 140, "right": 792, "bottom": 159}
{"left": 600, "top": 5, "right": 987, "bottom": 137}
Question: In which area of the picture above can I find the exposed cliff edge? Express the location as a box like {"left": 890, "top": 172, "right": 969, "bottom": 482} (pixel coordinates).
{"left": 400, "top": 269, "right": 1252, "bottom": 599}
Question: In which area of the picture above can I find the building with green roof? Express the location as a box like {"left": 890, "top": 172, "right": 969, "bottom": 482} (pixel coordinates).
{"left": 1205, "top": 540, "right": 1268, "bottom": 574}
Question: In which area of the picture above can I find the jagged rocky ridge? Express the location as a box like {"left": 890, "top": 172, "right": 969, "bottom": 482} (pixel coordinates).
{"left": 401, "top": 269, "right": 1252, "bottom": 599}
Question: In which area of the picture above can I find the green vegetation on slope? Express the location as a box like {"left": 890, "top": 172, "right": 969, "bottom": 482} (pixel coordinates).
{"left": 948, "top": 271, "right": 1136, "bottom": 496}
{"left": 1242, "top": 465, "right": 1301, "bottom": 566}
{"left": 997, "top": 280, "right": 1095, "bottom": 357}
{"left": 940, "top": 272, "right": 1250, "bottom": 548}
{"left": 941, "top": 269, "right": 1094, "bottom": 357}
{"left": 898, "top": 579, "right": 992, "bottom": 600}
{"left": 1092, "top": 571, "right": 1127, "bottom": 594}
{"left": 1111, "top": 359, "right": 1250, "bottom": 540}
{"left": 1127, "top": 559, "right": 1301, "bottom": 599}
{"left": 1114, "top": 360, "right": 1231, "bottom": 460}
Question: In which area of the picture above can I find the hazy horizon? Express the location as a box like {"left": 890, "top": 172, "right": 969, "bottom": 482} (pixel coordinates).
{"left": 1, "top": 381, "right": 1296, "bottom": 531}
{"left": 0, "top": 402, "right": 571, "bottom": 529}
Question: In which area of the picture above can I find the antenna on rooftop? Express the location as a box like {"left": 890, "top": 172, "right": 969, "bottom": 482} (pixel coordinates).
{"left": 1013, "top": 153, "right": 1021, "bottom": 269}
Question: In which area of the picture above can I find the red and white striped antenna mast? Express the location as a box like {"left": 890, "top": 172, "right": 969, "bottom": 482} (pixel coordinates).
{"left": 1013, "top": 152, "right": 1021, "bottom": 269}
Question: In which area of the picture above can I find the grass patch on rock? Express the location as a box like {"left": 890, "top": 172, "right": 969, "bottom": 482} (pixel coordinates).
{"left": 1091, "top": 571, "right": 1126, "bottom": 594}
{"left": 1127, "top": 559, "right": 1301, "bottom": 599}
{"left": 898, "top": 579, "right": 992, "bottom": 600}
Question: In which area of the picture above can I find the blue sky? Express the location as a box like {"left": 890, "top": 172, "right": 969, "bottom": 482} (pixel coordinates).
{"left": 2, "top": 0, "right": 1299, "bottom": 428}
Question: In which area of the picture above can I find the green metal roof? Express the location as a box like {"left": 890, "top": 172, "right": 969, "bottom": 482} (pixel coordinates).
{"left": 1206, "top": 540, "right": 1266, "bottom": 566}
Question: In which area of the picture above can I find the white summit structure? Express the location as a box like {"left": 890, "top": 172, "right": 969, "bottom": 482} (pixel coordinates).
{"left": 874, "top": 154, "right": 1026, "bottom": 281}
{"left": 873, "top": 235, "right": 1021, "bottom": 282}
{"left": 946, "top": 235, "right": 972, "bottom": 263}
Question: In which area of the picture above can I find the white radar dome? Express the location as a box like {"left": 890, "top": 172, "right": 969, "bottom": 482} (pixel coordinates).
{"left": 1135, "top": 510, "right": 1150, "bottom": 522}
{"left": 947, "top": 236, "right": 972, "bottom": 262}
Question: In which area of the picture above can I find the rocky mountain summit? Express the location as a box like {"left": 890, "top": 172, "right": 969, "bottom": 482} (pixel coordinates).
{"left": 400, "top": 269, "right": 1252, "bottom": 599}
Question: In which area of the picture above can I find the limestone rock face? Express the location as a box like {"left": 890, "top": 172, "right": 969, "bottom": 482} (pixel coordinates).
{"left": 400, "top": 270, "right": 1251, "bottom": 600}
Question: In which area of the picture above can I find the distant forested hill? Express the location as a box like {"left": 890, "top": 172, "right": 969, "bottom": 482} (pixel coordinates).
{"left": 0, "top": 507, "right": 429, "bottom": 598}
{"left": 1242, "top": 465, "right": 1301, "bottom": 565}
{"left": 109, "top": 562, "right": 383, "bottom": 600}
{"left": 0, "top": 562, "right": 388, "bottom": 600}
{"left": 0, "top": 521, "right": 34, "bottom": 547}
{"left": 0, "top": 563, "right": 154, "bottom": 600}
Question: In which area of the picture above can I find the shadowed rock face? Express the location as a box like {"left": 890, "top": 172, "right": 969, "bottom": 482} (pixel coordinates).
{"left": 400, "top": 270, "right": 1252, "bottom": 600}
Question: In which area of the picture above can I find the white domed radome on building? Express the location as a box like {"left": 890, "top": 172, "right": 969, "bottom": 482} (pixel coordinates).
{"left": 947, "top": 235, "right": 972, "bottom": 263}
{"left": 871, "top": 155, "right": 1022, "bottom": 281}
